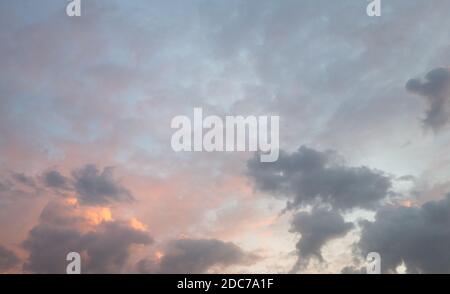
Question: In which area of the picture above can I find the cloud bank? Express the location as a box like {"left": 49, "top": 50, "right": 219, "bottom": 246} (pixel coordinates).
{"left": 248, "top": 146, "right": 392, "bottom": 211}
{"left": 138, "top": 238, "right": 257, "bottom": 274}
{"left": 357, "top": 194, "right": 450, "bottom": 274}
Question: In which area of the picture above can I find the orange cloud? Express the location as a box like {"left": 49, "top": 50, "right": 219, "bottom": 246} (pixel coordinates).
{"left": 84, "top": 207, "right": 113, "bottom": 225}
{"left": 129, "top": 217, "right": 148, "bottom": 232}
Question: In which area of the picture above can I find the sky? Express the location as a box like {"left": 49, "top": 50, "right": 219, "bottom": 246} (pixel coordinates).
{"left": 1, "top": 0, "right": 450, "bottom": 274}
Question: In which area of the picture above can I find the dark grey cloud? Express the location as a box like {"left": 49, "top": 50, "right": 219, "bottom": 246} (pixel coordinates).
{"left": 82, "top": 221, "right": 152, "bottom": 273}
{"left": 357, "top": 194, "right": 450, "bottom": 274}
{"left": 72, "top": 165, "right": 134, "bottom": 205}
{"left": 23, "top": 221, "right": 152, "bottom": 274}
{"left": 43, "top": 170, "right": 69, "bottom": 190}
{"left": 290, "top": 208, "right": 353, "bottom": 272}
{"left": 247, "top": 146, "right": 392, "bottom": 211}
{"left": 0, "top": 245, "right": 20, "bottom": 272}
{"left": 22, "top": 225, "right": 83, "bottom": 274}
{"left": 247, "top": 146, "right": 391, "bottom": 271}
{"left": 406, "top": 67, "right": 450, "bottom": 132}
{"left": 22, "top": 199, "right": 152, "bottom": 274}
{"left": 21, "top": 200, "right": 85, "bottom": 274}
{"left": 2, "top": 165, "right": 134, "bottom": 207}
{"left": 138, "top": 238, "right": 257, "bottom": 274}
{"left": 40, "top": 165, "right": 134, "bottom": 205}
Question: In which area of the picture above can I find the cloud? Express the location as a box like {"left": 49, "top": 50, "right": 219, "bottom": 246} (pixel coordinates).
{"left": 22, "top": 225, "right": 83, "bottom": 274}
{"left": 0, "top": 172, "right": 41, "bottom": 206}
{"left": 39, "top": 199, "right": 86, "bottom": 228}
{"left": 290, "top": 208, "right": 354, "bottom": 272}
{"left": 2, "top": 0, "right": 450, "bottom": 275}
{"left": 43, "top": 170, "right": 70, "bottom": 190}
{"left": 1, "top": 165, "right": 147, "bottom": 273}
{"left": 72, "top": 165, "right": 134, "bottom": 205}
{"left": 1, "top": 165, "right": 134, "bottom": 207}
{"left": 247, "top": 146, "right": 392, "bottom": 211}
{"left": 40, "top": 165, "right": 135, "bottom": 205}
{"left": 0, "top": 245, "right": 20, "bottom": 272}
{"left": 247, "top": 146, "right": 392, "bottom": 272}
{"left": 22, "top": 199, "right": 152, "bottom": 274}
{"left": 138, "top": 238, "right": 257, "bottom": 274}
{"left": 12, "top": 173, "right": 36, "bottom": 188}
{"left": 340, "top": 266, "right": 366, "bottom": 274}
{"left": 82, "top": 221, "right": 152, "bottom": 273}
{"left": 23, "top": 221, "right": 152, "bottom": 274}
{"left": 357, "top": 194, "right": 450, "bottom": 273}
{"left": 406, "top": 67, "right": 450, "bottom": 132}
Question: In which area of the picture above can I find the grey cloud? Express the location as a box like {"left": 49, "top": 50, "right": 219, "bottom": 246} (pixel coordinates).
{"left": 406, "top": 67, "right": 450, "bottom": 132}
{"left": 247, "top": 146, "right": 392, "bottom": 211}
{"left": 0, "top": 180, "right": 8, "bottom": 192}
{"left": 290, "top": 208, "right": 353, "bottom": 272}
{"left": 138, "top": 238, "right": 257, "bottom": 274}
{"left": 397, "top": 175, "right": 416, "bottom": 182}
{"left": 22, "top": 225, "right": 83, "bottom": 274}
{"left": 357, "top": 194, "right": 450, "bottom": 274}
{"left": 247, "top": 146, "right": 390, "bottom": 271}
{"left": 12, "top": 173, "right": 36, "bottom": 187}
{"left": 0, "top": 177, "right": 13, "bottom": 196}
{"left": 22, "top": 199, "right": 152, "bottom": 274}
{"left": 21, "top": 200, "right": 85, "bottom": 274}
{"left": 39, "top": 199, "right": 86, "bottom": 228}
{"left": 0, "top": 172, "right": 40, "bottom": 206}
{"left": 136, "top": 258, "right": 157, "bottom": 274}
{"left": 3, "top": 165, "right": 134, "bottom": 207}
{"left": 340, "top": 266, "right": 366, "bottom": 274}
{"left": 23, "top": 221, "right": 152, "bottom": 274}
{"left": 82, "top": 221, "right": 152, "bottom": 273}
{"left": 72, "top": 165, "right": 134, "bottom": 205}
{"left": 0, "top": 245, "right": 20, "bottom": 272}
{"left": 41, "top": 165, "right": 134, "bottom": 205}
{"left": 43, "top": 170, "right": 69, "bottom": 189}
